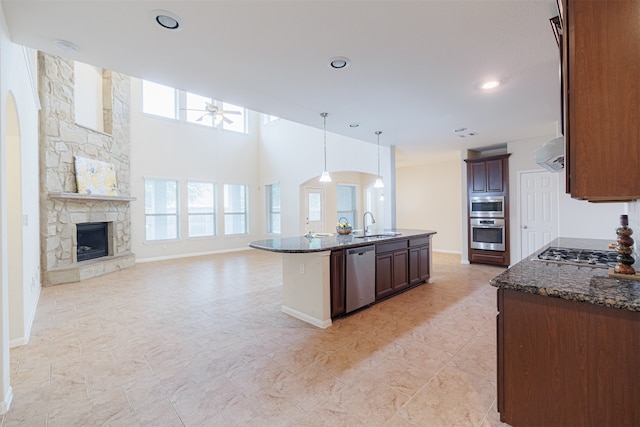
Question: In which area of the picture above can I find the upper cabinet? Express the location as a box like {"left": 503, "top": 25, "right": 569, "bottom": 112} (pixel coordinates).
{"left": 466, "top": 154, "right": 510, "bottom": 195}
{"left": 563, "top": 0, "right": 640, "bottom": 201}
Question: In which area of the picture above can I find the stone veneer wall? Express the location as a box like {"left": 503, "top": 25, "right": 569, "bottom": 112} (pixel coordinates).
{"left": 39, "top": 52, "right": 135, "bottom": 285}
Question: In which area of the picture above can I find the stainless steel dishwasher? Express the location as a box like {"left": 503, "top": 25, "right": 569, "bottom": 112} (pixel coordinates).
{"left": 345, "top": 245, "right": 376, "bottom": 313}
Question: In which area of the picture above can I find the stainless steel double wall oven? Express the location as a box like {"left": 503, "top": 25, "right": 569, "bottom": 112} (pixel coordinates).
{"left": 469, "top": 196, "right": 506, "bottom": 251}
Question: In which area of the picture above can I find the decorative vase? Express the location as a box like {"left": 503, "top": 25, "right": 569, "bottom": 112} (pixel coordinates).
{"left": 614, "top": 214, "right": 636, "bottom": 275}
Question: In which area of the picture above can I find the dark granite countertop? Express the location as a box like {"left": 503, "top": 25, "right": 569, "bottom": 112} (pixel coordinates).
{"left": 249, "top": 229, "right": 436, "bottom": 253}
{"left": 490, "top": 237, "right": 640, "bottom": 312}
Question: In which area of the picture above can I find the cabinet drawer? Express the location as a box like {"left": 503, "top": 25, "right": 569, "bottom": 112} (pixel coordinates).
{"left": 376, "top": 240, "right": 408, "bottom": 254}
{"left": 409, "top": 237, "right": 429, "bottom": 247}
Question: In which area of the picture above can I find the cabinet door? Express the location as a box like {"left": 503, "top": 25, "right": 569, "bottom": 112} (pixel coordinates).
{"left": 375, "top": 253, "right": 394, "bottom": 299}
{"left": 392, "top": 250, "right": 409, "bottom": 292}
{"left": 470, "top": 162, "right": 488, "bottom": 193}
{"left": 566, "top": 0, "right": 640, "bottom": 201}
{"left": 409, "top": 247, "right": 420, "bottom": 285}
{"left": 486, "top": 159, "right": 504, "bottom": 193}
{"left": 330, "top": 250, "right": 345, "bottom": 318}
{"left": 409, "top": 245, "right": 431, "bottom": 285}
{"left": 418, "top": 245, "right": 430, "bottom": 282}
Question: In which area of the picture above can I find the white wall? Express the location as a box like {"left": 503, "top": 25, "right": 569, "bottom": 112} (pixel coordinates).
{"left": 130, "top": 78, "right": 261, "bottom": 261}
{"left": 507, "top": 134, "right": 627, "bottom": 262}
{"left": 258, "top": 118, "right": 392, "bottom": 238}
{"left": 0, "top": 3, "right": 42, "bottom": 412}
{"left": 396, "top": 151, "right": 462, "bottom": 253}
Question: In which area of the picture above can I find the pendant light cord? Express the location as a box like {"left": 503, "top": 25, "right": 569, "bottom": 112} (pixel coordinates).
{"left": 376, "top": 131, "right": 382, "bottom": 178}
{"left": 322, "top": 112, "right": 328, "bottom": 171}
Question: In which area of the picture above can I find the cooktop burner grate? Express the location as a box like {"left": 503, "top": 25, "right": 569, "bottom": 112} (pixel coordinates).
{"left": 536, "top": 246, "right": 618, "bottom": 268}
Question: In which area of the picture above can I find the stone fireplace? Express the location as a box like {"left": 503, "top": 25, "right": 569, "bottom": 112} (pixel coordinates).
{"left": 39, "top": 52, "right": 135, "bottom": 286}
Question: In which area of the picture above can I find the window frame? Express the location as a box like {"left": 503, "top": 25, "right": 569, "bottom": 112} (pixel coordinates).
{"left": 337, "top": 184, "right": 358, "bottom": 228}
{"left": 266, "top": 183, "right": 281, "bottom": 235}
{"left": 142, "top": 80, "right": 247, "bottom": 133}
{"left": 223, "top": 183, "right": 249, "bottom": 236}
{"left": 142, "top": 80, "right": 178, "bottom": 120}
{"left": 144, "top": 178, "right": 180, "bottom": 242}
{"left": 187, "top": 180, "right": 217, "bottom": 238}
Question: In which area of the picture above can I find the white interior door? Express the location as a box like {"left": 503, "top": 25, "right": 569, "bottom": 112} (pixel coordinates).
{"left": 520, "top": 170, "right": 559, "bottom": 259}
{"left": 303, "top": 187, "right": 325, "bottom": 234}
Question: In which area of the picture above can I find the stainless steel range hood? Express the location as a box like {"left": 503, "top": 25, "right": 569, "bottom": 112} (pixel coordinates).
{"left": 535, "top": 136, "right": 564, "bottom": 172}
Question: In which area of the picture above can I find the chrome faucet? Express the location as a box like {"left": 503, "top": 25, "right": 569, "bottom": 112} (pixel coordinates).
{"left": 363, "top": 211, "right": 376, "bottom": 236}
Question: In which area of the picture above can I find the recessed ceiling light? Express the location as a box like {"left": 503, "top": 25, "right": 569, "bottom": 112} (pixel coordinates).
{"left": 480, "top": 80, "right": 501, "bottom": 90}
{"left": 328, "top": 56, "right": 350, "bottom": 69}
{"left": 349, "top": 122, "right": 360, "bottom": 128}
{"left": 53, "top": 39, "right": 78, "bottom": 54}
{"left": 454, "top": 127, "right": 467, "bottom": 133}
{"left": 152, "top": 10, "right": 182, "bottom": 31}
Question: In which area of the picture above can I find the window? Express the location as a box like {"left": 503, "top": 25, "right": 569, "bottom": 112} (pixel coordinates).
{"left": 221, "top": 102, "right": 247, "bottom": 133}
{"left": 145, "top": 179, "right": 179, "bottom": 241}
{"left": 187, "top": 181, "right": 216, "bottom": 237}
{"left": 337, "top": 184, "right": 357, "bottom": 227}
{"left": 185, "top": 92, "right": 214, "bottom": 126}
{"left": 142, "top": 80, "right": 177, "bottom": 119}
{"left": 263, "top": 114, "right": 279, "bottom": 124}
{"left": 266, "top": 183, "right": 281, "bottom": 234}
{"left": 224, "top": 184, "right": 248, "bottom": 235}
{"left": 142, "top": 82, "right": 247, "bottom": 133}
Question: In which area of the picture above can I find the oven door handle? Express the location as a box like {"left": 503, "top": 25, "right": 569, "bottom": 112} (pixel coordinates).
{"left": 473, "top": 225, "right": 503, "bottom": 229}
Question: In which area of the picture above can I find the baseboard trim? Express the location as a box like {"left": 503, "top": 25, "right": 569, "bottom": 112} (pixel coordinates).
{"left": 1, "top": 386, "right": 13, "bottom": 414}
{"left": 433, "top": 249, "right": 462, "bottom": 255}
{"left": 281, "top": 305, "right": 332, "bottom": 329}
{"left": 136, "top": 247, "right": 251, "bottom": 264}
{"left": 9, "top": 281, "right": 41, "bottom": 348}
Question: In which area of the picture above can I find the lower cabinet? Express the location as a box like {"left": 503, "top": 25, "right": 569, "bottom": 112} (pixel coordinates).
{"left": 409, "top": 244, "right": 430, "bottom": 285}
{"left": 330, "top": 250, "right": 345, "bottom": 318}
{"left": 330, "top": 235, "right": 432, "bottom": 318}
{"left": 375, "top": 240, "right": 409, "bottom": 300}
{"left": 498, "top": 288, "right": 640, "bottom": 426}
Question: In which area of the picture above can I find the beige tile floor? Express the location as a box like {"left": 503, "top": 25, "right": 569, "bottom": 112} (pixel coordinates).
{"left": 2, "top": 250, "right": 511, "bottom": 427}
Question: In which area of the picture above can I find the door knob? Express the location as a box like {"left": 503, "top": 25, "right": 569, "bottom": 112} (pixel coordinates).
{"left": 522, "top": 225, "right": 528, "bottom": 229}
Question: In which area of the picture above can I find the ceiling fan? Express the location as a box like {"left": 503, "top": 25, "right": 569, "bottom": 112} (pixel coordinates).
{"left": 183, "top": 102, "right": 241, "bottom": 124}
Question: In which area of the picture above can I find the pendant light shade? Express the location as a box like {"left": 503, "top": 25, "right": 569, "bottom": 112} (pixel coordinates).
{"left": 319, "top": 112, "right": 332, "bottom": 183}
{"left": 374, "top": 131, "right": 384, "bottom": 188}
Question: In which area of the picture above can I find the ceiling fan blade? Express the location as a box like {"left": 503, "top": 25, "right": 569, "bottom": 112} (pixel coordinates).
{"left": 181, "top": 108, "right": 206, "bottom": 111}
{"left": 223, "top": 110, "right": 241, "bottom": 115}
{"left": 223, "top": 116, "right": 234, "bottom": 124}
{"left": 196, "top": 114, "right": 206, "bottom": 122}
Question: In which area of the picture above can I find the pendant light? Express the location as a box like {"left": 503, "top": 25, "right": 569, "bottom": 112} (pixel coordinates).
{"left": 319, "top": 112, "right": 332, "bottom": 183}
{"left": 374, "top": 131, "right": 384, "bottom": 188}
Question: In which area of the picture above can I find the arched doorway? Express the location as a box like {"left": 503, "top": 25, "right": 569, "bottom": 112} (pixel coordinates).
{"left": 6, "top": 92, "right": 24, "bottom": 345}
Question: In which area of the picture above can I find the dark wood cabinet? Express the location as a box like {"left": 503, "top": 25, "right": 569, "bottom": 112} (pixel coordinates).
{"left": 375, "top": 252, "right": 394, "bottom": 299}
{"left": 375, "top": 243, "right": 409, "bottom": 300}
{"left": 330, "top": 250, "right": 345, "bottom": 318}
{"left": 497, "top": 288, "right": 640, "bottom": 426}
{"left": 468, "top": 157, "right": 505, "bottom": 194}
{"left": 330, "top": 235, "right": 431, "bottom": 317}
{"left": 465, "top": 154, "right": 510, "bottom": 267}
{"left": 564, "top": 0, "right": 640, "bottom": 201}
{"left": 409, "top": 237, "right": 430, "bottom": 285}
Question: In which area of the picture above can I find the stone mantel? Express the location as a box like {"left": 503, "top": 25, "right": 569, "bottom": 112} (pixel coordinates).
{"left": 48, "top": 192, "right": 136, "bottom": 202}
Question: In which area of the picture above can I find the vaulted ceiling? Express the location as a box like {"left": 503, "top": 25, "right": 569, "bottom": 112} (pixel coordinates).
{"left": 2, "top": 0, "right": 561, "bottom": 166}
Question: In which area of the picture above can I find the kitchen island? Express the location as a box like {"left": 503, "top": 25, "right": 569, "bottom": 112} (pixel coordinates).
{"left": 250, "top": 229, "right": 436, "bottom": 328}
{"left": 490, "top": 237, "right": 640, "bottom": 426}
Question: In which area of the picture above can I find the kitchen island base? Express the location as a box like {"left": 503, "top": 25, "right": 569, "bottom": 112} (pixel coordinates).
{"left": 282, "top": 252, "right": 332, "bottom": 328}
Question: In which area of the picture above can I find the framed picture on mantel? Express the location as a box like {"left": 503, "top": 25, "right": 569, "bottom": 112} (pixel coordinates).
{"left": 74, "top": 155, "right": 118, "bottom": 196}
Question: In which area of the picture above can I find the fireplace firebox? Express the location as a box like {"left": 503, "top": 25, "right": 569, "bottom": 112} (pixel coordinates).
{"left": 76, "top": 222, "right": 109, "bottom": 262}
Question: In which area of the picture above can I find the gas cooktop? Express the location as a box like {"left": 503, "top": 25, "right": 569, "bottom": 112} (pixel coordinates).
{"left": 536, "top": 246, "right": 618, "bottom": 268}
